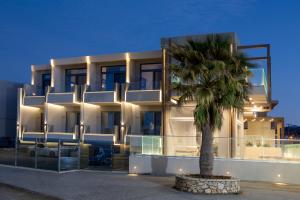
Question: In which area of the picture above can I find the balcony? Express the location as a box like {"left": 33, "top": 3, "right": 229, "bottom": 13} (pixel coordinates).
{"left": 23, "top": 85, "right": 46, "bottom": 106}
{"left": 84, "top": 84, "right": 120, "bottom": 105}
{"left": 126, "top": 81, "right": 161, "bottom": 105}
{"left": 47, "top": 85, "right": 82, "bottom": 105}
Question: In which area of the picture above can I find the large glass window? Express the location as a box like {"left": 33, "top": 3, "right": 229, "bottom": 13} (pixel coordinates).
{"left": 141, "top": 111, "right": 161, "bottom": 135}
{"left": 65, "top": 69, "right": 87, "bottom": 92}
{"left": 101, "top": 111, "right": 121, "bottom": 134}
{"left": 42, "top": 73, "right": 51, "bottom": 95}
{"left": 101, "top": 66, "right": 126, "bottom": 91}
{"left": 140, "top": 64, "right": 162, "bottom": 90}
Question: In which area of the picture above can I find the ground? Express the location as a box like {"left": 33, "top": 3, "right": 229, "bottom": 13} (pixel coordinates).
{"left": 0, "top": 183, "right": 61, "bottom": 200}
{"left": 0, "top": 165, "right": 299, "bottom": 200}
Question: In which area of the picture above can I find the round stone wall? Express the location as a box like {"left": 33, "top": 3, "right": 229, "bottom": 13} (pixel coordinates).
{"left": 175, "top": 175, "right": 240, "bottom": 194}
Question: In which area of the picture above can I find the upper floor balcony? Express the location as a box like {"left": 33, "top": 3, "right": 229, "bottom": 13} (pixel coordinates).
{"left": 23, "top": 84, "right": 46, "bottom": 106}
{"left": 47, "top": 85, "right": 82, "bottom": 105}
{"left": 84, "top": 83, "right": 121, "bottom": 105}
{"left": 126, "top": 81, "right": 162, "bottom": 105}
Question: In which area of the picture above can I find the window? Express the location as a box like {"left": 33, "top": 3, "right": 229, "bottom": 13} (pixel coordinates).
{"left": 65, "top": 69, "right": 87, "bottom": 92}
{"left": 140, "top": 64, "right": 162, "bottom": 90}
{"left": 101, "top": 111, "right": 121, "bottom": 134}
{"left": 101, "top": 66, "right": 125, "bottom": 91}
{"left": 141, "top": 111, "right": 161, "bottom": 135}
{"left": 42, "top": 73, "right": 51, "bottom": 95}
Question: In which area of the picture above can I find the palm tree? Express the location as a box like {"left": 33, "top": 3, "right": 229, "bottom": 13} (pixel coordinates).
{"left": 169, "top": 36, "right": 253, "bottom": 177}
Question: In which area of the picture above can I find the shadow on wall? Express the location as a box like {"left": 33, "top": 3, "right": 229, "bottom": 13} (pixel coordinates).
{"left": 151, "top": 156, "right": 168, "bottom": 176}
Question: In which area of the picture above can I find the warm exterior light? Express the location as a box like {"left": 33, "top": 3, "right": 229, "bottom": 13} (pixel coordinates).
{"left": 171, "top": 98, "right": 178, "bottom": 104}
{"left": 86, "top": 56, "right": 91, "bottom": 85}
{"left": 249, "top": 97, "right": 253, "bottom": 101}
{"left": 260, "top": 118, "right": 265, "bottom": 122}
{"left": 125, "top": 53, "right": 130, "bottom": 83}
{"left": 31, "top": 65, "right": 35, "bottom": 85}
{"left": 251, "top": 102, "right": 255, "bottom": 105}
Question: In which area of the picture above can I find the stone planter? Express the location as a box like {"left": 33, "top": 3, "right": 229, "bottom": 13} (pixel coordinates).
{"left": 175, "top": 175, "right": 240, "bottom": 194}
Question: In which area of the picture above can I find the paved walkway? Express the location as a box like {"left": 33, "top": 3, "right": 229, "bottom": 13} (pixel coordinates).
{"left": 0, "top": 183, "right": 61, "bottom": 200}
{"left": 0, "top": 165, "right": 299, "bottom": 200}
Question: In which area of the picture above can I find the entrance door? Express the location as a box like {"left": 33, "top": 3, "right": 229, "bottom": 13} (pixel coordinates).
{"left": 66, "top": 111, "right": 80, "bottom": 133}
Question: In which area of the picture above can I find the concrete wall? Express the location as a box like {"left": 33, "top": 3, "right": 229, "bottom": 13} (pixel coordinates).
{"left": 0, "top": 80, "right": 22, "bottom": 146}
{"left": 129, "top": 155, "right": 300, "bottom": 185}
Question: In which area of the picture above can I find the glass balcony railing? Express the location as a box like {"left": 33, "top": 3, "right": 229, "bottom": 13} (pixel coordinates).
{"left": 126, "top": 135, "right": 163, "bottom": 156}
{"left": 126, "top": 135, "right": 300, "bottom": 163}
{"left": 248, "top": 68, "right": 268, "bottom": 95}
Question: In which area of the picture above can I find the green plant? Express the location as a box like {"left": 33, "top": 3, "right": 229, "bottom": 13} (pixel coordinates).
{"left": 170, "top": 36, "right": 253, "bottom": 176}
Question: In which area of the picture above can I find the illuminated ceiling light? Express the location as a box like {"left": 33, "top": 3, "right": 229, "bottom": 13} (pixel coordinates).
{"left": 251, "top": 102, "right": 255, "bottom": 105}
{"left": 226, "top": 171, "right": 230, "bottom": 175}
{"left": 249, "top": 97, "right": 253, "bottom": 101}
{"left": 277, "top": 174, "right": 281, "bottom": 178}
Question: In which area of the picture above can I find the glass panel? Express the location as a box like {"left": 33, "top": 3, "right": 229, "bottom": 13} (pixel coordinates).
{"left": 60, "top": 143, "right": 79, "bottom": 171}
{"left": 140, "top": 63, "right": 162, "bottom": 90}
{"left": 81, "top": 142, "right": 113, "bottom": 170}
{"left": 16, "top": 142, "right": 35, "bottom": 168}
{"left": 141, "top": 111, "right": 161, "bottom": 135}
{"left": 0, "top": 148, "right": 15, "bottom": 165}
{"left": 101, "top": 112, "right": 120, "bottom": 134}
{"left": 36, "top": 142, "right": 58, "bottom": 171}
{"left": 101, "top": 66, "right": 125, "bottom": 91}
{"left": 66, "top": 112, "right": 80, "bottom": 133}
{"left": 141, "top": 71, "right": 153, "bottom": 90}
{"left": 42, "top": 73, "right": 51, "bottom": 95}
{"left": 65, "top": 69, "right": 87, "bottom": 92}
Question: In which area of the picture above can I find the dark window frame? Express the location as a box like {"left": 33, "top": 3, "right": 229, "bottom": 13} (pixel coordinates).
{"left": 140, "top": 63, "right": 162, "bottom": 90}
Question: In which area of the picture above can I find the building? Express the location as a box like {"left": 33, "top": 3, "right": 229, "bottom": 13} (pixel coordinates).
{"left": 17, "top": 32, "right": 284, "bottom": 170}
{"left": 0, "top": 80, "right": 22, "bottom": 147}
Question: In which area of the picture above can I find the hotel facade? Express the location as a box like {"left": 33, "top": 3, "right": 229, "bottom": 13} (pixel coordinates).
{"left": 16, "top": 33, "right": 290, "bottom": 177}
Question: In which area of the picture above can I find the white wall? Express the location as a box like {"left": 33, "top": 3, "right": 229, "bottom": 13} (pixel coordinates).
{"left": 129, "top": 155, "right": 300, "bottom": 185}
{"left": 83, "top": 103, "right": 100, "bottom": 133}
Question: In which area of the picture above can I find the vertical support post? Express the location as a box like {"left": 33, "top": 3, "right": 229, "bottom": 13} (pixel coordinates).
{"left": 77, "top": 140, "right": 81, "bottom": 170}
{"left": 58, "top": 139, "right": 61, "bottom": 172}
{"left": 14, "top": 138, "right": 18, "bottom": 166}
{"left": 34, "top": 138, "right": 38, "bottom": 169}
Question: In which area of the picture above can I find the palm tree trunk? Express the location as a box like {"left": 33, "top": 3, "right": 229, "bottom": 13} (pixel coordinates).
{"left": 199, "top": 123, "right": 214, "bottom": 176}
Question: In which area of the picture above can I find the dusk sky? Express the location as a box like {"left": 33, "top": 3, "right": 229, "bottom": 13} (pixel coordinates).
{"left": 0, "top": 0, "right": 299, "bottom": 125}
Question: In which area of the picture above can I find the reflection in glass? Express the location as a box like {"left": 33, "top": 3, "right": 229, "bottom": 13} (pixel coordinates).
{"left": 141, "top": 111, "right": 161, "bottom": 135}
{"left": 101, "top": 66, "right": 125, "bottom": 91}
{"left": 65, "top": 68, "right": 87, "bottom": 92}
